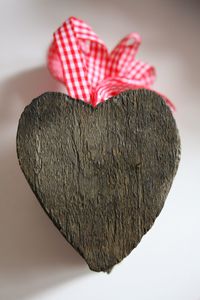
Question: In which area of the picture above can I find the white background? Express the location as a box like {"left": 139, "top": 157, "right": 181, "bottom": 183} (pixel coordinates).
{"left": 0, "top": 0, "right": 199, "bottom": 299}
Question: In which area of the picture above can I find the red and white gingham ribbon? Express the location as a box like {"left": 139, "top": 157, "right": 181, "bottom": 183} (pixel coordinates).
{"left": 48, "top": 16, "right": 175, "bottom": 110}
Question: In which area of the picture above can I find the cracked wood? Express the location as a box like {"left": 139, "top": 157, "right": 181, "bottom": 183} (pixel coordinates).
{"left": 16, "top": 89, "right": 180, "bottom": 272}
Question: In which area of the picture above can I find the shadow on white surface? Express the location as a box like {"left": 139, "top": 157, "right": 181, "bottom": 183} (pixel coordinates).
{"left": 0, "top": 67, "right": 90, "bottom": 300}
{"left": 0, "top": 66, "right": 66, "bottom": 127}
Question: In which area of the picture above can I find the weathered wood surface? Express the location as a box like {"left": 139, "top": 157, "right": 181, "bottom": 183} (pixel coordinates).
{"left": 16, "top": 89, "right": 180, "bottom": 272}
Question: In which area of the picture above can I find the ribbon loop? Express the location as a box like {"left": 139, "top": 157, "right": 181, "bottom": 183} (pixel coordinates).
{"left": 106, "top": 33, "right": 141, "bottom": 77}
{"left": 54, "top": 18, "right": 91, "bottom": 102}
{"left": 48, "top": 17, "right": 174, "bottom": 110}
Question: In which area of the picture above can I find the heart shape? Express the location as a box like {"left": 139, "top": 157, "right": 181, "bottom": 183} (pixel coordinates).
{"left": 16, "top": 89, "right": 180, "bottom": 272}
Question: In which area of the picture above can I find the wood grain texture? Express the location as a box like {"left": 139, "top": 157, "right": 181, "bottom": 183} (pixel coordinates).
{"left": 16, "top": 89, "right": 180, "bottom": 272}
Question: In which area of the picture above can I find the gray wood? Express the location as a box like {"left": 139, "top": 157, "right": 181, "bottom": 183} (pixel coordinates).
{"left": 16, "top": 89, "right": 180, "bottom": 272}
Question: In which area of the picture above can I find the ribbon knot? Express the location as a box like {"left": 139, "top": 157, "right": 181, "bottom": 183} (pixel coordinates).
{"left": 48, "top": 16, "right": 175, "bottom": 110}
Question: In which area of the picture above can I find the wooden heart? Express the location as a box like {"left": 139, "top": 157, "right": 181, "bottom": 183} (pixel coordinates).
{"left": 16, "top": 89, "right": 180, "bottom": 272}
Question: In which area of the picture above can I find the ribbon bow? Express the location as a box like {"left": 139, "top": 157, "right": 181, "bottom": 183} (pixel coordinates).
{"left": 48, "top": 16, "right": 175, "bottom": 110}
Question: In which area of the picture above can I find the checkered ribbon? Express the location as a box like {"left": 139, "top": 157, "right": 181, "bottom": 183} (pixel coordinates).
{"left": 48, "top": 16, "right": 175, "bottom": 110}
